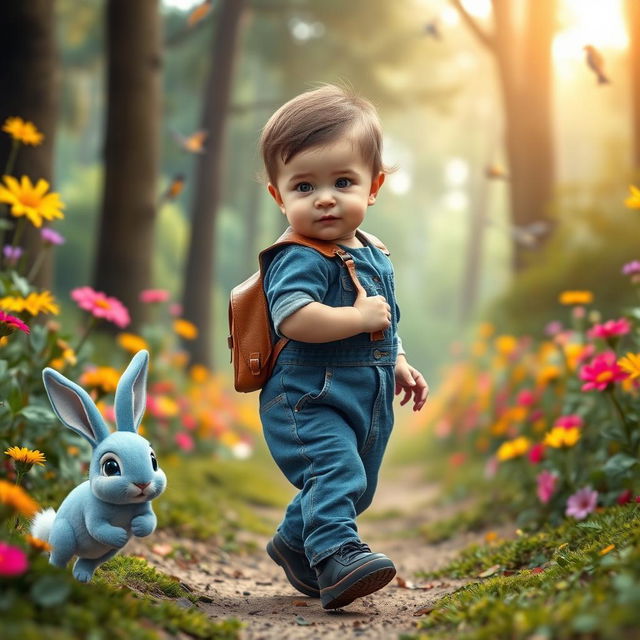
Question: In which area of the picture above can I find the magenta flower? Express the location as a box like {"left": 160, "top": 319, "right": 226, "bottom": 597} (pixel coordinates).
{"left": 0, "top": 310, "right": 30, "bottom": 336}
{"left": 139, "top": 288, "right": 170, "bottom": 304}
{"left": 566, "top": 487, "right": 598, "bottom": 520}
{"left": 587, "top": 318, "right": 631, "bottom": 340}
{"left": 554, "top": 414, "right": 584, "bottom": 430}
{"left": 0, "top": 542, "right": 28, "bottom": 576}
{"left": 71, "top": 286, "right": 130, "bottom": 328}
{"left": 579, "top": 351, "right": 628, "bottom": 391}
{"left": 536, "top": 470, "right": 558, "bottom": 504}
{"left": 544, "top": 321, "right": 564, "bottom": 337}
{"left": 175, "top": 431, "right": 195, "bottom": 452}
{"left": 3, "top": 245, "right": 23, "bottom": 265}
{"left": 516, "top": 389, "right": 536, "bottom": 407}
{"left": 41, "top": 227, "right": 65, "bottom": 246}
{"left": 528, "top": 443, "right": 545, "bottom": 464}
{"left": 622, "top": 260, "right": 640, "bottom": 275}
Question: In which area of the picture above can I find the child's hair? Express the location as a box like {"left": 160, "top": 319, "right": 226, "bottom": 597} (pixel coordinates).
{"left": 260, "top": 84, "right": 386, "bottom": 185}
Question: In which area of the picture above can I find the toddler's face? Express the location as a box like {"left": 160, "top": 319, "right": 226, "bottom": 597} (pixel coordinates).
{"left": 268, "top": 137, "right": 384, "bottom": 247}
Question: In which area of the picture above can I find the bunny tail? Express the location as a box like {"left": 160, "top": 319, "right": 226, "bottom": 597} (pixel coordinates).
{"left": 30, "top": 507, "right": 57, "bottom": 543}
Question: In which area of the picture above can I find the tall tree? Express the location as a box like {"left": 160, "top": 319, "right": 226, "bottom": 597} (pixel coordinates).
{"left": 452, "top": 0, "right": 557, "bottom": 272}
{"left": 627, "top": 0, "right": 640, "bottom": 169}
{"left": 0, "top": 1, "right": 60, "bottom": 289}
{"left": 181, "top": 0, "right": 246, "bottom": 367}
{"left": 93, "top": 0, "right": 162, "bottom": 328}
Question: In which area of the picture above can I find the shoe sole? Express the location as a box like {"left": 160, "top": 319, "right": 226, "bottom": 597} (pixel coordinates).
{"left": 320, "top": 559, "right": 396, "bottom": 609}
{"left": 266, "top": 539, "right": 320, "bottom": 598}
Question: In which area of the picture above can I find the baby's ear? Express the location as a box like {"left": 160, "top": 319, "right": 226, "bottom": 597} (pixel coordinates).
{"left": 267, "top": 183, "right": 286, "bottom": 213}
{"left": 368, "top": 172, "right": 385, "bottom": 205}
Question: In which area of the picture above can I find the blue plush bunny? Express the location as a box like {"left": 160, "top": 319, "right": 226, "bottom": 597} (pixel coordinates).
{"left": 30, "top": 350, "right": 167, "bottom": 582}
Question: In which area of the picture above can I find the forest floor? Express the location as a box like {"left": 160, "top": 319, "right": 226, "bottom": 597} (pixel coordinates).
{"left": 128, "top": 464, "right": 517, "bottom": 639}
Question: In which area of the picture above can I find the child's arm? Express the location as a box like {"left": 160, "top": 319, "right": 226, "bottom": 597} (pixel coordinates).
{"left": 280, "top": 287, "right": 391, "bottom": 343}
{"left": 394, "top": 354, "right": 429, "bottom": 411}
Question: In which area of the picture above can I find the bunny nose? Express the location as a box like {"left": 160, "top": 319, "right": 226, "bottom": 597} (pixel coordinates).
{"left": 134, "top": 482, "right": 150, "bottom": 490}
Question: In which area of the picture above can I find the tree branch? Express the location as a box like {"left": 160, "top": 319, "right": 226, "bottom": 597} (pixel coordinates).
{"left": 449, "top": 0, "right": 495, "bottom": 52}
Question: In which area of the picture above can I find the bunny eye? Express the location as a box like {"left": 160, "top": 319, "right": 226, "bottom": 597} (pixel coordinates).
{"left": 150, "top": 452, "right": 158, "bottom": 471}
{"left": 100, "top": 455, "right": 121, "bottom": 477}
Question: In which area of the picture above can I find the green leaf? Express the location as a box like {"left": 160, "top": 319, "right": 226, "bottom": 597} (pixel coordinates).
{"left": 577, "top": 521, "right": 602, "bottom": 530}
{"left": 29, "top": 324, "right": 47, "bottom": 353}
{"left": 603, "top": 453, "right": 638, "bottom": 480}
{"left": 30, "top": 575, "right": 71, "bottom": 607}
{"left": 19, "top": 405, "right": 55, "bottom": 423}
{"left": 0, "top": 219, "right": 13, "bottom": 231}
{"left": 10, "top": 271, "right": 30, "bottom": 296}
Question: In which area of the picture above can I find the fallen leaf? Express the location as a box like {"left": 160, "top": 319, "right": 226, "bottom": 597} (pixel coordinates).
{"left": 295, "top": 615, "right": 312, "bottom": 626}
{"left": 599, "top": 544, "right": 615, "bottom": 556}
{"left": 396, "top": 576, "right": 416, "bottom": 589}
{"left": 477, "top": 564, "right": 501, "bottom": 578}
{"left": 292, "top": 600, "right": 308, "bottom": 607}
{"left": 503, "top": 570, "right": 517, "bottom": 577}
{"left": 484, "top": 530, "right": 499, "bottom": 543}
{"left": 151, "top": 543, "right": 173, "bottom": 557}
{"left": 531, "top": 567, "right": 544, "bottom": 575}
{"left": 413, "top": 605, "right": 436, "bottom": 616}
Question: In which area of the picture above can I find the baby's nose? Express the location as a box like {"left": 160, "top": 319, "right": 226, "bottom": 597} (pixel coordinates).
{"left": 314, "top": 189, "right": 336, "bottom": 207}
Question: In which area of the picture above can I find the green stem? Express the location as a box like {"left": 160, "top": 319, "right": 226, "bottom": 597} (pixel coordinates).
{"left": 74, "top": 316, "right": 99, "bottom": 355}
{"left": 608, "top": 388, "right": 633, "bottom": 452}
{"left": 11, "top": 216, "right": 26, "bottom": 250}
{"left": 26, "top": 249, "right": 46, "bottom": 282}
{"left": 4, "top": 140, "right": 20, "bottom": 177}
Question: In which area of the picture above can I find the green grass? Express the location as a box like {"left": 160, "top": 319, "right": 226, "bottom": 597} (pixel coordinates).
{"left": 1, "top": 554, "right": 241, "bottom": 640}
{"left": 404, "top": 504, "right": 640, "bottom": 640}
{"left": 156, "top": 450, "right": 291, "bottom": 545}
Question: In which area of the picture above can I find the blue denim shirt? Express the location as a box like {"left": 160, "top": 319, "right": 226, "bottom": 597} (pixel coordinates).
{"left": 263, "top": 242, "right": 400, "bottom": 367}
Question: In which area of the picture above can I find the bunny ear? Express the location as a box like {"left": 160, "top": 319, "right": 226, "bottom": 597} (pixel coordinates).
{"left": 42, "top": 368, "right": 110, "bottom": 447}
{"left": 114, "top": 350, "right": 149, "bottom": 433}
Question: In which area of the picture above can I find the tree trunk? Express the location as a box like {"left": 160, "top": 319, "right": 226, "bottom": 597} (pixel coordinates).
{"left": 181, "top": 0, "right": 246, "bottom": 367}
{"left": 453, "top": 0, "right": 557, "bottom": 272}
{"left": 93, "top": 0, "right": 162, "bottom": 329}
{"left": 0, "top": 1, "right": 59, "bottom": 289}
{"left": 627, "top": 0, "right": 640, "bottom": 169}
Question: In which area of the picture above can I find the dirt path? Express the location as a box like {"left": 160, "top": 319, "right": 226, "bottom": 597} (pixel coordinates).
{"left": 129, "top": 465, "right": 514, "bottom": 639}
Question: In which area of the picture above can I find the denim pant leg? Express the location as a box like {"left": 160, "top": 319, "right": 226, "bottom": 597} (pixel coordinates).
{"left": 260, "top": 364, "right": 394, "bottom": 568}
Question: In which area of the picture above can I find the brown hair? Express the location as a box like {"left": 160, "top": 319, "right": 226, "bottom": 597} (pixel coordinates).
{"left": 260, "top": 84, "right": 386, "bottom": 185}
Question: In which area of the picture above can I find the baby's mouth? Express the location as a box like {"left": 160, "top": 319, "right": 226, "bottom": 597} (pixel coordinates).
{"left": 318, "top": 215, "right": 338, "bottom": 221}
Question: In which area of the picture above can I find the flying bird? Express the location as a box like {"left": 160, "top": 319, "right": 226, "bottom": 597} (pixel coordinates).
{"left": 172, "top": 129, "right": 208, "bottom": 154}
{"left": 423, "top": 19, "right": 442, "bottom": 40}
{"left": 584, "top": 45, "right": 610, "bottom": 85}
{"left": 160, "top": 174, "right": 186, "bottom": 203}
{"left": 188, "top": 0, "right": 212, "bottom": 27}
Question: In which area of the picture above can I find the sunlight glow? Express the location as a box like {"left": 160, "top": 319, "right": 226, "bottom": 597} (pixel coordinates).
{"left": 553, "top": 0, "right": 628, "bottom": 61}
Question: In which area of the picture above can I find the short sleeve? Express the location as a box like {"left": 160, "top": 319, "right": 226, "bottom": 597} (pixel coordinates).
{"left": 263, "top": 246, "right": 333, "bottom": 337}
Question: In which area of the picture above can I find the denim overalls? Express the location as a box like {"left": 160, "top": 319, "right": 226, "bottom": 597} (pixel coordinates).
{"left": 259, "top": 239, "right": 399, "bottom": 568}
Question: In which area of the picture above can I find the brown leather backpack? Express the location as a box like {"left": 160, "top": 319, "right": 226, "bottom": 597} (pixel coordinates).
{"left": 228, "top": 227, "right": 389, "bottom": 393}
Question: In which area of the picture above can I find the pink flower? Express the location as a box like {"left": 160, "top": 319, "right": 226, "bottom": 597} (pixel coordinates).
{"left": 566, "top": 486, "right": 598, "bottom": 520}
{"left": 139, "top": 289, "right": 170, "bottom": 304}
{"left": 544, "top": 321, "right": 563, "bottom": 337}
{"left": 516, "top": 389, "right": 536, "bottom": 406}
{"left": 169, "top": 302, "right": 183, "bottom": 317}
{"left": 528, "top": 443, "right": 545, "bottom": 464}
{"left": 0, "top": 310, "right": 30, "bottom": 336}
{"left": 182, "top": 414, "right": 198, "bottom": 430}
{"left": 41, "top": 227, "right": 65, "bottom": 246}
{"left": 175, "top": 431, "right": 194, "bottom": 452}
{"left": 71, "top": 286, "right": 130, "bottom": 328}
{"left": 536, "top": 470, "right": 558, "bottom": 504}
{"left": 587, "top": 318, "right": 631, "bottom": 340}
{"left": 554, "top": 414, "right": 584, "bottom": 430}
{"left": 622, "top": 260, "right": 640, "bottom": 275}
{"left": 0, "top": 542, "right": 28, "bottom": 576}
{"left": 579, "top": 351, "right": 628, "bottom": 391}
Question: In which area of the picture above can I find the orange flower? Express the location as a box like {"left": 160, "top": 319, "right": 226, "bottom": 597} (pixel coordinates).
{"left": 174, "top": 318, "right": 198, "bottom": 340}
{"left": 2, "top": 117, "right": 44, "bottom": 146}
{"left": 0, "top": 479, "right": 39, "bottom": 517}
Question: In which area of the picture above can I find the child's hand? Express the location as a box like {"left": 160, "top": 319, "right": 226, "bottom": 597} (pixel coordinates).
{"left": 354, "top": 289, "right": 391, "bottom": 333}
{"left": 394, "top": 355, "right": 429, "bottom": 411}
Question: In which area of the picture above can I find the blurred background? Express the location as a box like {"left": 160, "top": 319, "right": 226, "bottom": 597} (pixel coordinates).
{"left": 2, "top": 0, "right": 640, "bottom": 382}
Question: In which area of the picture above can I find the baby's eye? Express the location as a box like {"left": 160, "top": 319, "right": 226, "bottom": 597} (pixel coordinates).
{"left": 335, "top": 177, "right": 352, "bottom": 188}
{"left": 295, "top": 182, "right": 314, "bottom": 193}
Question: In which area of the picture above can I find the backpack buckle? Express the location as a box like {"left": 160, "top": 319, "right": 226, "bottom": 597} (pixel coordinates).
{"left": 249, "top": 352, "right": 261, "bottom": 375}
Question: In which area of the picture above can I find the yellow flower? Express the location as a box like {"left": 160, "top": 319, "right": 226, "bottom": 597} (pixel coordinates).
{"left": 599, "top": 544, "right": 615, "bottom": 556}
{"left": 544, "top": 426, "right": 581, "bottom": 448}
{"left": 558, "top": 290, "right": 593, "bottom": 305}
{"left": 174, "top": 318, "right": 198, "bottom": 340}
{"left": 5, "top": 446, "right": 46, "bottom": 467}
{"left": 0, "top": 290, "right": 59, "bottom": 316}
{"left": 189, "top": 364, "right": 209, "bottom": 383}
{"left": 618, "top": 352, "right": 640, "bottom": 380}
{"left": 537, "top": 365, "right": 562, "bottom": 386}
{"left": 0, "top": 175, "right": 64, "bottom": 228}
{"left": 0, "top": 479, "right": 39, "bottom": 517}
{"left": 495, "top": 335, "right": 518, "bottom": 356}
{"left": 477, "top": 322, "right": 495, "bottom": 340}
{"left": 624, "top": 184, "right": 640, "bottom": 209}
{"left": 80, "top": 367, "right": 120, "bottom": 393}
{"left": 155, "top": 395, "right": 179, "bottom": 418}
{"left": 117, "top": 332, "right": 149, "bottom": 354}
{"left": 496, "top": 436, "right": 531, "bottom": 461}
{"left": 2, "top": 117, "right": 44, "bottom": 146}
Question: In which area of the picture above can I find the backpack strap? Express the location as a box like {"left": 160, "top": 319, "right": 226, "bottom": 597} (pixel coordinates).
{"left": 259, "top": 227, "right": 387, "bottom": 342}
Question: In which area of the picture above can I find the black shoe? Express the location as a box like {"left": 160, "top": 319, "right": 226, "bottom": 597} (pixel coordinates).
{"left": 266, "top": 533, "right": 320, "bottom": 598}
{"left": 316, "top": 540, "right": 396, "bottom": 609}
